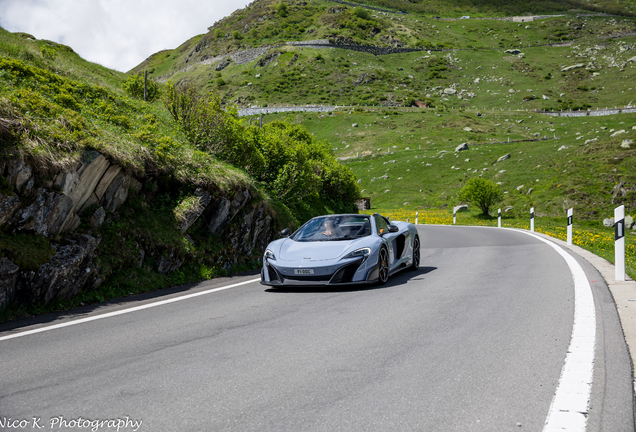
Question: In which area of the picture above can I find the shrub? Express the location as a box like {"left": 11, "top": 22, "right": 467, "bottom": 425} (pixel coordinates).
{"left": 353, "top": 7, "right": 371, "bottom": 20}
{"left": 40, "top": 45, "right": 57, "bottom": 60}
{"left": 122, "top": 73, "right": 160, "bottom": 102}
{"left": 458, "top": 178, "right": 504, "bottom": 215}
{"left": 277, "top": 3, "right": 288, "bottom": 17}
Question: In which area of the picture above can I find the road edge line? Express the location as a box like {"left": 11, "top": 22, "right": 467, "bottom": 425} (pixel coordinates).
{"left": 0, "top": 278, "right": 261, "bottom": 342}
{"left": 513, "top": 229, "right": 596, "bottom": 432}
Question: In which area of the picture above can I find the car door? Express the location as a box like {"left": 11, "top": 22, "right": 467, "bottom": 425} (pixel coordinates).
{"left": 374, "top": 215, "right": 400, "bottom": 271}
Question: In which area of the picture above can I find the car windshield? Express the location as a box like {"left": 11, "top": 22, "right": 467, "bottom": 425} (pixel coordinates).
{"left": 292, "top": 215, "right": 372, "bottom": 242}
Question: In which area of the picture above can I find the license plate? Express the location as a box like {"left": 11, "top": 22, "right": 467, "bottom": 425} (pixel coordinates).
{"left": 294, "top": 268, "right": 314, "bottom": 275}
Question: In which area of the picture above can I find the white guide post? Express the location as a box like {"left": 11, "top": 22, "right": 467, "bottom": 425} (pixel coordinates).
{"left": 453, "top": 210, "right": 456, "bottom": 225}
{"left": 615, "top": 205, "right": 625, "bottom": 282}
{"left": 415, "top": 212, "right": 419, "bottom": 225}
{"left": 530, "top": 207, "right": 535, "bottom": 232}
{"left": 567, "top": 208, "right": 573, "bottom": 246}
{"left": 498, "top": 208, "right": 501, "bottom": 228}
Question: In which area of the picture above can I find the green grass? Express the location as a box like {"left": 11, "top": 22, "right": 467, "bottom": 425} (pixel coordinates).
{"left": 257, "top": 107, "right": 636, "bottom": 220}
{"left": 141, "top": 4, "right": 636, "bottom": 112}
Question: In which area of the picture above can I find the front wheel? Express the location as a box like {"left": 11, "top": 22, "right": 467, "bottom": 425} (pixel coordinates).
{"left": 377, "top": 247, "right": 389, "bottom": 285}
{"left": 409, "top": 235, "right": 420, "bottom": 271}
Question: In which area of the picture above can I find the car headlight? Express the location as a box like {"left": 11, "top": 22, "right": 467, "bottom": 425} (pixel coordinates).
{"left": 264, "top": 249, "right": 276, "bottom": 261}
{"left": 342, "top": 247, "right": 371, "bottom": 263}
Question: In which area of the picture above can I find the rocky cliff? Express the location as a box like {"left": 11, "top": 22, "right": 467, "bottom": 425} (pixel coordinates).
{"left": 0, "top": 151, "right": 275, "bottom": 311}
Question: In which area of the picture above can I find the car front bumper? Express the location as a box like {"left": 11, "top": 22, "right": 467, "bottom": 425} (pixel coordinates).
{"left": 261, "top": 257, "right": 379, "bottom": 287}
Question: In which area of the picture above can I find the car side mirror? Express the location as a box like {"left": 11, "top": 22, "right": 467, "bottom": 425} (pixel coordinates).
{"left": 388, "top": 225, "right": 399, "bottom": 233}
{"left": 279, "top": 228, "right": 290, "bottom": 237}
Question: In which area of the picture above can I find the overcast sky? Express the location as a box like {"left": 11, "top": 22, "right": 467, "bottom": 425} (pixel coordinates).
{"left": 0, "top": 0, "right": 253, "bottom": 72}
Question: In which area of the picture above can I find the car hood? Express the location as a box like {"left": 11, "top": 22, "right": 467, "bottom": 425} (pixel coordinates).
{"left": 277, "top": 238, "right": 363, "bottom": 262}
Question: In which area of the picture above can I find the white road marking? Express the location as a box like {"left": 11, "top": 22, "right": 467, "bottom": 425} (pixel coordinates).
{"left": 513, "top": 230, "right": 596, "bottom": 432}
{"left": 0, "top": 278, "right": 261, "bottom": 342}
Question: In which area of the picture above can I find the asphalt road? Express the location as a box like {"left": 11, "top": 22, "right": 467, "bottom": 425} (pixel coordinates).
{"left": 0, "top": 226, "right": 633, "bottom": 432}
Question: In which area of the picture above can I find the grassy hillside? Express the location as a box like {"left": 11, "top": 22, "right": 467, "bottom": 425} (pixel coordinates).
{"left": 130, "top": 0, "right": 636, "bottom": 221}
{"left": 0, "top": 24, "right": 361, "bottom": 320}
{"left": 136, "top": 7, "right": 636, "bottom": 112}
{"left": 257, "top": 106, "right": 635, "bottom": 220}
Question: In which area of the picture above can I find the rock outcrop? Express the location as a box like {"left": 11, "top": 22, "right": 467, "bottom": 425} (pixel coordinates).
{"left": 0, "top": 151, "right": 276, "bottom": 310}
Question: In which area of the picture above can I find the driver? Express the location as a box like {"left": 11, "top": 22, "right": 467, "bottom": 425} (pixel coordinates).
{"left": 321, "top": 219, "right": 344, "bottom": 238}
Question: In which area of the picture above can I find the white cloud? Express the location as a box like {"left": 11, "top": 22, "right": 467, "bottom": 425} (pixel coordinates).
{"left": 0, "top": 0, "right": 251, "bottom": 72}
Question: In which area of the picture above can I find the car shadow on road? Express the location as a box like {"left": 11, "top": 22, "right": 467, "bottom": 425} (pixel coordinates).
{"left": 264, "top": 266, "right": 437, "bottom": 293}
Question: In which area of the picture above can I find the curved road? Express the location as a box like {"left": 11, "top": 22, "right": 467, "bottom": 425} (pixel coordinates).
{"left": 0, "top": 226, "right": 632, "bottom": 431}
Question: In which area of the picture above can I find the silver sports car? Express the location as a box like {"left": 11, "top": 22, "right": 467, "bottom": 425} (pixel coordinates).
{"left": 261, "top": 213, "right": 420, "bottom": 287}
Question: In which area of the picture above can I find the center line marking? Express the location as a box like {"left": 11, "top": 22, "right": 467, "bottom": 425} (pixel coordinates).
{"left": 0, "top": 278, "right": 261, "bottom": 342}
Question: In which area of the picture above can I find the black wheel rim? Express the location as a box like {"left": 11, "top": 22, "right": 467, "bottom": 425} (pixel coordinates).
{"left": 413, "top": 237, "right": 420, "bottom": 268}
{"left": 379, "top": 249, "right": 389, "bottom": 282}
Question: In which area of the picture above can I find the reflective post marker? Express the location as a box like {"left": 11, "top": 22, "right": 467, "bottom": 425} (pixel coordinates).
{"left": 567, "top": 208, "right": 573, "bottom": 245}
{"left": 615, "top": 205, "right": 625, "bottom": 281}
{"left": 530, "top": 207, "right": 535, "bottom": 232}
{"left": 453, "top": 210, "right": 456, "bottom": 225}
{"left": 498, "top": 208, "right": 501, "bottom": 228}
{"left": 415, "top": 212, "right": 418, "bottom": 225}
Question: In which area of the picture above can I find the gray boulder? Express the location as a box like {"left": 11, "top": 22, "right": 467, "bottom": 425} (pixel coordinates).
{"left": 23, "top": 234, "right": 99, "bottom": 304}
{"left": 178, "top": 188, "right": 213, "bottom": 232}
{"left": 90, "top": 207, "right": 106, "bottom": 228}
{"left": 625, "top": 215, "right": 634, "bottom": 229}
{"left": 0, "top": 258, "right": 20, "bottom": 308}
{"left": 54, "top": 151, "right": 110, "bottom": 214}
{"left": 102, "top": 171, "right": 131, "bottom": 212}
{"left": 206, "top": 189, "right": 251, "bottom": 236}
{"left": 455, "top": 143, "right": 469, "bottom": 152}
{"left": 15, "top": 188, "right": 75, "bottom": 237}
{"left": 496, "top": 154, "right": 511, "bottom": 162}
{"left": 156, "top": 252, "right": 184, "bottom": 275}
{"left": 0, "top": 193, "right": 21, "bottom": 226}
{"left": 453, "top": 204, "right": 468, "bottom": 213}
{"left": 561, "top": 63, "right": 585, "bottom": 72}
{"left": 7, "top": 160, "right": 32, "bottom": 191}
{"left": 603, "top": 218, "right": 615, "bottom": 227}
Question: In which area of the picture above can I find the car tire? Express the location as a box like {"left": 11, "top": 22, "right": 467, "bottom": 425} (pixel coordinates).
{"left": 410, "top": 235, "right": 420, "bottom": 271}
{"left": 377, "top": 247, "right": 389, "bottom": 285}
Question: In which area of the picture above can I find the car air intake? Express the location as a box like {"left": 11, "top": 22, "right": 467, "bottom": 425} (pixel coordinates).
{"left": 330, "top": 259, "right": 363, "bottom": 284}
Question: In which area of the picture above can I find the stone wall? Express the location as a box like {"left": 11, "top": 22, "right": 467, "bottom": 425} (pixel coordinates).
{"left": 0, "top": 151, "right": 276, "bottom": 310}
{"left": 327, "top": 0, "right": 406, "bottom": 15}
{"left": 238, "top": 105, "right": 335, "bottom": 116}
{"left": 540, "top": 106, "right": 636, "bottom": 117}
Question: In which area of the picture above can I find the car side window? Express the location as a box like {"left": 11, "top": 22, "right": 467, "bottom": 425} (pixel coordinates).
{"left": 374, "top": 215, "right": 388, "bottom": 235}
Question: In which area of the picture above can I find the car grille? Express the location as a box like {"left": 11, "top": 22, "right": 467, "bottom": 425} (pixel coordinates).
{"left": 284, "top": 274, "right": 332, "bottom": 282}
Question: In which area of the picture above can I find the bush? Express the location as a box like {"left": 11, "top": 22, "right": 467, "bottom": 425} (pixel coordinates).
{"left": 353, "top": 7, "right": 371, "bottom": 20}
{"left": 163, "top": 84, "right": 359, "bottom": 211}
{"left": 122, "top": 73, "right": 160, "bottom": 102}
{"left": 277, "top": 3, "right": 288, "bottom": 17}
{"left": 458, "top": 178, "right": 504, "bottom": 215}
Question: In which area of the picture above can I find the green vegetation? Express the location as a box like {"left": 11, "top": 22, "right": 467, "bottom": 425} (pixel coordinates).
{"left": 459, "top": 178, "right": 504, "bottom": 214}
{"left": 259, "top": 105, "right": 635, "bottom": 222}
{"left": 0, "top": 23, "right": 359, "bottom": 320}
{"left": 122, "top": 72, "right": 160, "bottom": 102}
